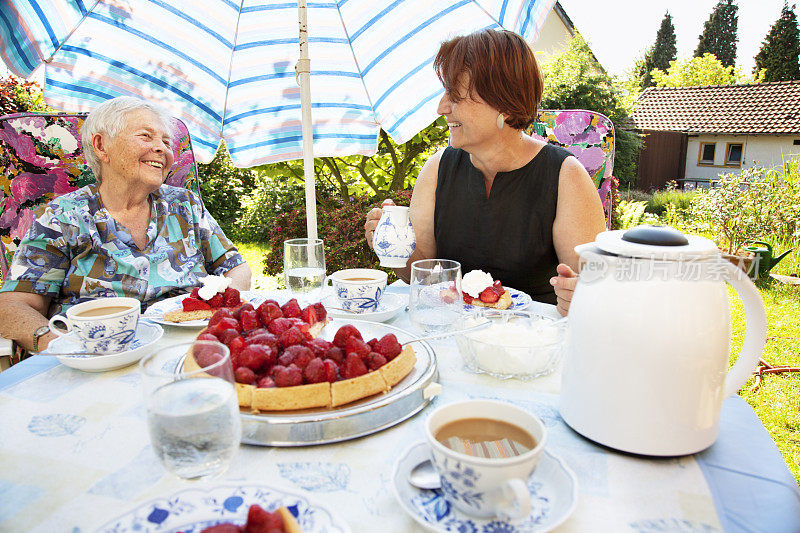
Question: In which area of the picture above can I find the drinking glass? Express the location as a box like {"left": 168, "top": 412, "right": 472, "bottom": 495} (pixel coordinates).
{"left": 409, "top": 259, "right": 463, "bottom": 334}
{"left": 140, "top": 340, "right": 241, "bottom": 481}
{"left": 283, "top": 238, "right": 326, "bottom": 304}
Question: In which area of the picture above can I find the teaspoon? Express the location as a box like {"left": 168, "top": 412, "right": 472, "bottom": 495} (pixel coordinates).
{"left": 408, "top": 458, "right": 441, "bottom": 490}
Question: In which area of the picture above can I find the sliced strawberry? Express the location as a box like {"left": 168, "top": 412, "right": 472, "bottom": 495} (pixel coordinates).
{"left": 256, "top": 375, "right": 276, "bottom": 388}
{"left": 245, "top": 504, "right": 282, "bottom": 533}
{"left": 478, "top": 286, "right": 500, "bottom": 303}
{"left": 189, "top": 287, "right": 200, "bottom": 300}
{"left": 305, "top": 338, "right": 333, "bottom": 358}
{"left": 281, "top": 298, "right": 302, "bottom": 319}
{"left": 304, "top": 358, "right": 326, "bottom": 383}
{"left": 235, "top": 366, "right": 256, "bottom": 385}
{"left": 268, "top": 364, "right": 286, "bottom": 378}
{"left": 342, "top": 352, "right": 368, "bottom": 379}
{"left": 222, "top": 287, "right": 241, "bottom": 307}
{"left": 267, "top": 317, "right": 294, "bottom": 336}
{"left": 278, "top": 326, "right": 306, "bottom": 348}
{"left": 232, "top": 303, "right": 255, "bottom": 319}
{"left": 215, "top": 317, "right": 242, "bottom": 333}
{"left": 366, "top": 351, "right": 388, "bottom": 371}
{"left": 325, "top": 345, "right": 344, "bottom": 364}
{"left": 207, "top": 292, "right": 224, "bottom": 308}
{"left": 345, "top": 336, "right": 371, "bottom": 358}
{"left": 312, "top": 302, "right": 327, "bottom": 321}
{"left": 197, "top": 332, "right": 219, "bottom": 343}
{"left": 274, "top": 363, "right": 304, "bottom": 387}
{"left": 322, "top": 359, "right": 339, "bottom": 382}
{"left": 256, "top": 301, "right": 283, "bottom": 325}
{"left": 246, "top": 332, "right": 279, "bottom": 353}
{"left": 240, "top": 344, "right": 275, "bottom": 372}
{"left": 462, "top": 292, "right": 476, "bottom": 304}
{"left": 209, "top": 308, "right": 234, "bottom": 328}
{"left": 300, "top": 304, "right": 318, "bottom": 325}
{"left": 216, "top": 328, "right": 240, "bottom": 346}
{"left": 374, "top": 334, "right": 403, "bottom": 361}
{"left": 182, "top": 297, "right": 211, "bottom": 312}
{"left": 228, "top": 336, "right": 246, "bottom": 359}
{"left": 333, "top": 324, "right": 362, "bottom": 349}
{"left": 239, "top": 309, "right": 260, "bottom": 332}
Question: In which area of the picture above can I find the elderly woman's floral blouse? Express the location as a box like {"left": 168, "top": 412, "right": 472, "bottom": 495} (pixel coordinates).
{"left": 0, "top": 183, "right": 243, "bottom": 316}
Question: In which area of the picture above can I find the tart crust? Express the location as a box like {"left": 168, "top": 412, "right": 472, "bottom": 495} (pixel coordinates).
{"left": 184, "top": 328, "right": 417, "bottom": 412}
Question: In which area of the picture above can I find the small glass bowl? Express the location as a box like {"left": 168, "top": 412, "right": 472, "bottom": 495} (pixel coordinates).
{"left": 453, "top": 308, "right": 566, "bottom": 380}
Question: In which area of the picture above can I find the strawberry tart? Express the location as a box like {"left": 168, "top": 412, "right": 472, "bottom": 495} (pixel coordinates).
{"left": 461, "top": 270, "right": 512, "bottom": 310}
{"left": 200, "top": 504, "right": 301, "bottom": 532}
{"left": 184, "top": 297, "right": 417, "bottom": 411}
{"left": 165, "top": 275, "right": 242, "bottom": 323}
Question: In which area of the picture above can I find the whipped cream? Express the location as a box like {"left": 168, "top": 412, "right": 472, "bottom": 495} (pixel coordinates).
{"left": 457, "top": 316, "right": 561, "bottom": 376}
{"left": 197, "top": 274, "right": 232, "bottom": 300}
{"left": 462, "top": 270, "right": 494, "bottom": 298}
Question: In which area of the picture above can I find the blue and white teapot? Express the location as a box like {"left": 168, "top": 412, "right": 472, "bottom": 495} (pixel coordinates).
{"left": 373, "top": 205, "right": 416, "bottom": 268}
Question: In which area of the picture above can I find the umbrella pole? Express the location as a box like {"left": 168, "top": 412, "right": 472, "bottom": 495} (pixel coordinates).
{"left": 298, "top": 0, "right": 318, "bottom": 240}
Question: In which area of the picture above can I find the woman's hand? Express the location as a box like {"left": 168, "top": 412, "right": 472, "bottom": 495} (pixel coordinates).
{"left": 364, "top": 199, "right": 394, "bottom": 251}
{"left": 550, "top": 263, "right": 578, "bottom": 317}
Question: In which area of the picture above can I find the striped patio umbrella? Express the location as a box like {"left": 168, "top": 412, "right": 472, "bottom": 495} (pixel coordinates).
{"left": 0, "top": 0, "right": 555, "bottom": 237}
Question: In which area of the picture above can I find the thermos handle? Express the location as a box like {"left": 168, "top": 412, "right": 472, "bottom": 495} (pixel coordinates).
{"left": 722, "top": 260, "right": 767, "bottom": 397}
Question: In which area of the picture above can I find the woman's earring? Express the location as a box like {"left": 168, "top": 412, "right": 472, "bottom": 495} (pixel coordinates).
{"left": 496, "top": 113, "right": 505, "bottom": 130}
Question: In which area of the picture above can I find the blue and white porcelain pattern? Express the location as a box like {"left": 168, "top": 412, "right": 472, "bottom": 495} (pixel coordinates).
{"left": 334, "top": 283, "right": 384, "bottom": 313}
{"left": 322, "top": 292, "right": 407, "bottom": 322}
{"left": 41, "top": 321, "right": 163, "bottom": 372}
{"left": 393, "top": 442, "right": 578, "bottom": 533}
{"left": 143, "top": 291, "right": 265, "bottom": 327}
{"left": 95, "top": 482, "right": 350, "bottom": 532}
{"left": 463, "top": 287, "right": 533, "bottom": 312}
{"left": 50, "top": 307, "right": 139, "bottom": 353}
{"left": 373, "top": 206, "right": 416, "bottom": 268}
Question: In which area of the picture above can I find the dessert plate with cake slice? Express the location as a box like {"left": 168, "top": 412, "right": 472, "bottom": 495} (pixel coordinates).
{"left": 462, "top": 287, "right": 532, "bottom": 312}
{"left": 143, "top": 290, "right": 267, "bottom": 327}
{"left": 95, "top": 482, "right": 349, "bottom": 533}
{"left": 460, "top": 270, "right": 532, "bottom": 312}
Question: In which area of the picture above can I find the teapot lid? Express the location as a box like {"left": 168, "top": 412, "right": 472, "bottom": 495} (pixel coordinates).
{"left": 594, "top": 225, "right": 719, "bottom": 260}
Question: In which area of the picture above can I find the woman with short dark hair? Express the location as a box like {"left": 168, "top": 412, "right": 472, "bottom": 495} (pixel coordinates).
{"left": 365, "top": 29, "right": 605, "bottom": 315}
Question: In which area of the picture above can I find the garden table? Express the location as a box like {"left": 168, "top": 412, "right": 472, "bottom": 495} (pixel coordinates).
{"left": 0, "top": 286, "right": 798, "bottom": 532}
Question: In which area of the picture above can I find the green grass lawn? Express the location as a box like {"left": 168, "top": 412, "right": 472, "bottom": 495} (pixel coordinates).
{"left": 234, "top": 240, "right": 800, "bottom": 484}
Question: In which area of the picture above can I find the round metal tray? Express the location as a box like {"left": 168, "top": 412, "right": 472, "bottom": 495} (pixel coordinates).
{"left": 239, "top": 318, "right": 438, "bottom": 447}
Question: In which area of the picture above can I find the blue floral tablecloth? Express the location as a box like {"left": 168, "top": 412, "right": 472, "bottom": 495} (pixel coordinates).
{"left": 0, "top": 287, "right": 798, "bottom": 532}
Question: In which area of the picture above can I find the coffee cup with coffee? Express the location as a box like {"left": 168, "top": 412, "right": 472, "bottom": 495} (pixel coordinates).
{"left": 48, "top": 297, "right": 141, "bottom": 354}
{"left": 425, "top": 399, "right": 547, "bottom": 521}
{"left": 327, "top": 268, "right": 388, "bottom": 313}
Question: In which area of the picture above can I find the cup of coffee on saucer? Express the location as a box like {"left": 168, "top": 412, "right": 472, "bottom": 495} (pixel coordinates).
{"left": 48, "top": 297, "right": 141, "bottom": 354}
{"left": 327, "top": 268, "right": 388, "bottom": 313}
{"left": 424, "top": 399, "right": 547, "bottom": 521}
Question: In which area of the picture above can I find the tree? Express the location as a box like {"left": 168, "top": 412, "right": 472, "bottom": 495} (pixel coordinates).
{"left": 638, "top": 12, "right": 677, "bottom": 88}
{"left": 754, "top": 1, "right": 800, "bottom": 81}
{"left": 694, "top": 0, "right": 739, "bottom": 67}
{"left": 651, "top": 53, "right": 763, "bottom": 87}
{"left": 540, "top": 35, "right": 643, "bottom": 187}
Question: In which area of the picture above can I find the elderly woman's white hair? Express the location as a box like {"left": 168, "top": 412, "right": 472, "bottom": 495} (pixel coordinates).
{"left": 80, "top": 96, "right": 175, "bottom": 182}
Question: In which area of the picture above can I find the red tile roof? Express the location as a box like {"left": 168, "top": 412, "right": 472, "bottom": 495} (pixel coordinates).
{"left": 628, "top": 81, "right": 800, "bottom": 135}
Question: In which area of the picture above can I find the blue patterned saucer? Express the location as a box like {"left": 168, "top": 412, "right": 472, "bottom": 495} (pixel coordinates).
{"left": 41, "top": 321, "right": 163, "bottom": 372}
{"left": 95, "top": 482, "right": 350, "bottom": 532}
{"left": 322, "top": 292, "right": 407, "bottom": 322}
{"left": 392, "top": 442, "right": 578, "bottom": 532}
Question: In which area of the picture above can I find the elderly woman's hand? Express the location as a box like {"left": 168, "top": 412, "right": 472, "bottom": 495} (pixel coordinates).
{"left": 364, "top": 199, "right": 394, "bottom": 251}
{"left": 551, "top": 263, "right": 578, "bottom": 317}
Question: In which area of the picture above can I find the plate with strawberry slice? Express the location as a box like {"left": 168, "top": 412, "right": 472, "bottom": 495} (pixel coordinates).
{"left": 143, "top": 288, "right": 267, "bottom": 327}
{"left": 457, "top": 270, "right": 533, "bottom": 311}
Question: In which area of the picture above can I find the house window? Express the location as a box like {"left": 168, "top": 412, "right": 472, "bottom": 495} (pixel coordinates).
{"left": 699, "top": 143, "right": 716, "bottom": 165}
{"left": 726, "top": 143, "right": 743, "bottom": 166}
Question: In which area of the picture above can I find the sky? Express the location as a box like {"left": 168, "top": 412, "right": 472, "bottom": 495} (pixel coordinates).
{"left": 559, "top": 0, "right": 789, "bottom": 78}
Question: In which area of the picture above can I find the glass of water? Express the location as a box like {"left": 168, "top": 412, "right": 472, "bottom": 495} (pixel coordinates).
{"left": 139, "top": 340, "right": 241, "bottom": 481}
{"left": 409, "top": 259, "right": 463, "bottom": 334}
{"left": 284, "top": 238, "right": 326, "bottom": 304}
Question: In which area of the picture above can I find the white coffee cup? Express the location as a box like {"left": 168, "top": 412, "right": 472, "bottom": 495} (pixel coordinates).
{"left": 327, "top": 268, "right": 388, "bottom": 313}
{"left": 48, "top": 297, "right": 141, "bottom": 354}
{"left": 425, "top": 399, "right": 547, "bottom": 521}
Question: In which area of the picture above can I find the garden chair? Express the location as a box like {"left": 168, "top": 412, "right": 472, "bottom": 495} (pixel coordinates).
{"left": 529, "top": 109, "right": 615, "bottom": 228}
{"left": 0, "top": 111, "right": 200, "bottom": 366}
{"left": 0, "top": 112, "right": 200, "bottom": 278}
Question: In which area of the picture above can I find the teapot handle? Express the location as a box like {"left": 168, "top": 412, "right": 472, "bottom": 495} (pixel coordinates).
{"left": 722, "top": 260, "right": 767, "bottom": 398}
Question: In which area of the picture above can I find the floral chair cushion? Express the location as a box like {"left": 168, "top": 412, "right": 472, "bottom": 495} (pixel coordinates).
{"left": 529, "top": 109, "right": 615, "bottom": 227}
{"left": 0, "top": 113, "right": 199, "bottom": 277}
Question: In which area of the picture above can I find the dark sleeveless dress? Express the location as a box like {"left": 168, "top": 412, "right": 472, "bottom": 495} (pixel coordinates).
{"left": 433, "top": 144, "right": 571, "bottom": 305}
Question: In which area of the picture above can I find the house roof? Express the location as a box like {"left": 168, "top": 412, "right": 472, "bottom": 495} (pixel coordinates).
{"left": 628, "top": 81, "right": 800, "bottom": 135}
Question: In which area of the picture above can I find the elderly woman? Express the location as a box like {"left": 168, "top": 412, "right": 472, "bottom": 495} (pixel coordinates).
{"left": 0, "top": 96, "right": 251, "bottom": 352}
{"left": 365, "top": 29, "right": 605, "bottom": 315}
